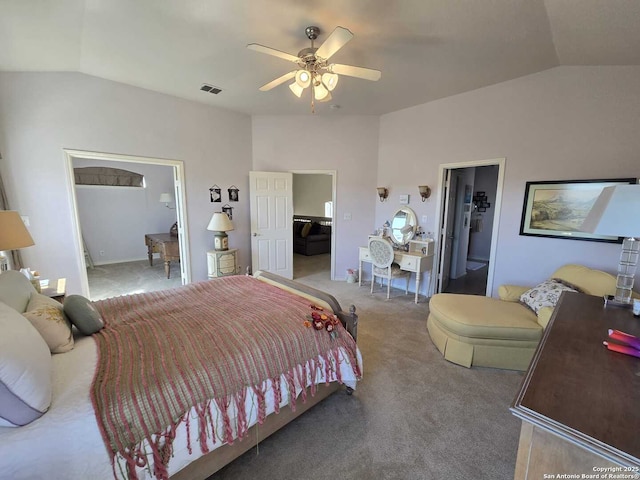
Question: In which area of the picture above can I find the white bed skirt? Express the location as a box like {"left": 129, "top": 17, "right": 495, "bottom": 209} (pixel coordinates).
{"left": 0, "top": 336, "right": 362, "bottom": 480}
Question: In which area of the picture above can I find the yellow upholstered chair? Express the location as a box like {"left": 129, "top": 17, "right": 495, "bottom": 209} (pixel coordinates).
{"left": 427, "top": 264, "right": 639, "bottom": 371}
{"left": 368, "top": 237, "right": 410, "bottom": 300}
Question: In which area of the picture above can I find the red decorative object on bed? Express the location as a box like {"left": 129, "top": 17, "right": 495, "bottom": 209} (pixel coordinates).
{"left": 90, "top": 276, "right": 360, "bottom": 480}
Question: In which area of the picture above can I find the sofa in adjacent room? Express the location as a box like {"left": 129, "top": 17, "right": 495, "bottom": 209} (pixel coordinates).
{"left": 293, "top": 216, "right": 332, "bottom": 256}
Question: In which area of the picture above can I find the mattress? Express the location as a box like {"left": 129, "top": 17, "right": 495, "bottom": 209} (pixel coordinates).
{"left": 0, "top": 334, "right": 361, "bottom": 479}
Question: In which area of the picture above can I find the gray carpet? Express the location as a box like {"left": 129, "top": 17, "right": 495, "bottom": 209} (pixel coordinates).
{"left": 213, "top": 256, "right": 523, "bottom": 480}
{"left": 86, "top": 259, "right": 182, "bottom": 300}
{"left": 86, "top": 255, "right": 523, "bottom": 479}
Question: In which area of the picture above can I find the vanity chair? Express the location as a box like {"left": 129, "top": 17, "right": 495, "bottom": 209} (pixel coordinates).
{"left": 359, "top": 206, "right": 435, "bottom": 303}
{"left": 368, "top": 237, "right": 411, "bottom": 299}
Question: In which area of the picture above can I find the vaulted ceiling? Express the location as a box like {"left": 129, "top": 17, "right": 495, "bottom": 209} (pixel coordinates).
{"left": 2, "top": 0, "right": 639, "bottom": 115}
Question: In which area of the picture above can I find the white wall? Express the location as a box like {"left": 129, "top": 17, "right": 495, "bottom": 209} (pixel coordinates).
{"left": 293, "top": 173, "right": 332, "bottom": 217}
{"left": 469, "top": 166, "right": 499, "bottom": 262}
{"left": 0, "top": 72, "right": 252, "bottom": 294}
{"left": 379, "top": 66, "right": 640, "bottom": 295}
{"left": 450, "top": 168, "right": 476, "bottom": 279}
{"left": 252, "top": 115, "right": 379, "bottom": 279}
{"left": 2, "top": 67, "right": 639, "bottom": 296}
{"left": 73, "top": 159, "right": 176, "bottom": 265}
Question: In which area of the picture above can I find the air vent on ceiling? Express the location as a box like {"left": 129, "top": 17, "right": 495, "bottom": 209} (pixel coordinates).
{"left": 200, "top": 84, "right": 222, "bottom": 94}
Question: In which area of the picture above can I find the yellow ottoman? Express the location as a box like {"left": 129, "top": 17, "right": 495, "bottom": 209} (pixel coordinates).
{"left": 427, "top": 294, "right": 542, "bottom": 371}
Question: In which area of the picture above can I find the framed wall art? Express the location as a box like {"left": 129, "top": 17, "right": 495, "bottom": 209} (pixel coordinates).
{"left": 228, "top": 185, "right": 239, "bottom": 202}
{"left": 222, "top": 204, "right": 233, "bottom": 220}
{"left": 519, "top": 178, "right": 637, "bottom": 243}
{"left": 209, "top": 185, "right": 221, "bottom": 203}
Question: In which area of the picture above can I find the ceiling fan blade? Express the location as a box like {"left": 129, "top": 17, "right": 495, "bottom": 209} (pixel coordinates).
{"left": 247, "top": 43, "right": 300, "bottom": 63}
{"left": 315, "top": 26, "right": 353, "bottom": 60}
{"left": 259, "top": 71, "right": 297, "bottom": 91}
{"left": 330, "top": 63, "right": 381, "bottom": 81}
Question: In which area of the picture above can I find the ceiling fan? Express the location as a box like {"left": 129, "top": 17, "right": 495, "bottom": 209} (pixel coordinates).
{"left": 247, "top": 26, "right": 381, "bottom": 111}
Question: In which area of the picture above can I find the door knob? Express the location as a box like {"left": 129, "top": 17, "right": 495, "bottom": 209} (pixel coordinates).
{"left": 252, "top": 232, "right": 260, "bottom": 237}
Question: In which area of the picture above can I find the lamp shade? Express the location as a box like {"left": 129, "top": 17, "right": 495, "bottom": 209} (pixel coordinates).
{"left": 314, "top": 82, "right": 329, "bottom": 101}
{"left": 289, "top": 82, "right": 304, "bottom": 98}
{"left": 0, "top": 211, "right": 35, "bottom": 250}
{"left": 207, "top": 212, "right": 234, "bottom": 232}
{"left": 580, "top": 185, "right": 640, "bottom": 238}
{"left": 322, "top": 72, "right": 339, "bottom": 91}
{"left": 159, "top": 193, "right": 172, "bottom": 203}
{"left": 295, "top": 70, "right": 311, "bottom": 88}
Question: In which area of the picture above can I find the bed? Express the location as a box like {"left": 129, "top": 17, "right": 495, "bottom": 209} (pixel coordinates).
{"left": 0, "top": 270, "right": 361, "bottom": 480}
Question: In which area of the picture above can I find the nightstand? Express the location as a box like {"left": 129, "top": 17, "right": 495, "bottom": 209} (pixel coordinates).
{"left": 207, "top": 249, "right": 238, "bottom": 278}
{"left": 40, "top": 278, "right": 67, "bottom": 303}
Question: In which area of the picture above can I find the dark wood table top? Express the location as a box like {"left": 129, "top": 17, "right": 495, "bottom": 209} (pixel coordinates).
{"left": 511, "top": 291, "right": 640, "bottom": 466}
{"left": 145, "top": 233, "right": 178, "bottom": 243}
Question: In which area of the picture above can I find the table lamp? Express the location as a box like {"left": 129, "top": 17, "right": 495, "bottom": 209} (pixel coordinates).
{"left": 580, "top": 184, "right": 640, "bottom": 305}
{"left": 207, "top": 212, "right": 234, "bottom": 251}
{"left": 0, "top": 211, "right": 35, "bottom": 271}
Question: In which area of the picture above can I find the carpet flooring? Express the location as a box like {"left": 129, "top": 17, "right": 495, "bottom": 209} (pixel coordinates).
{"left": 214, "top": 255, "right": 524, "bottom": 480}
{"left": 86, "top": 259, "right": 182, "bottom": 300}
{"left": 86, "top": 254, "right": 524, "bottom": 479}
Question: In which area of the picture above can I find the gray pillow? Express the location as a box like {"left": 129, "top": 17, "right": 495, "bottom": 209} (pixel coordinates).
{"left": 63, "top": 295, "right": 104, "bottom": 335}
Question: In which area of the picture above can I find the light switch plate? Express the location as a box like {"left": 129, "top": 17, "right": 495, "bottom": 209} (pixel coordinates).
{"left": 343, "top": 212, "right": 352, "bottom": 221}
{"left": 421, "top": 215, "right": 428, "bottom": 224}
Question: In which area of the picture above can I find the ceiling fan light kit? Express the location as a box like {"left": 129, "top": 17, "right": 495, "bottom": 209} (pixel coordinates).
{"left": 248, "top": 25, "right": 381, "bottom": 113}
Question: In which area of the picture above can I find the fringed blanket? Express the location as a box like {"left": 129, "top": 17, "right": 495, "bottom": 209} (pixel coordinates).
{"left": 91, "top": 276, "right": 361, "bottom": 480}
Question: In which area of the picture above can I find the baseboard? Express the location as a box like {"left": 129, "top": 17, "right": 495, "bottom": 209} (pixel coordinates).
{"left": 92, "top": 257, "right": 148, "bottom": 266}
{"left": 467, "top": 256, "right": 489, "bottom": 263}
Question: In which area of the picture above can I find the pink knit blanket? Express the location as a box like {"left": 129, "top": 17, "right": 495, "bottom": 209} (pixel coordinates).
{"left": 90, "top": 276, "right": 360, "bottom": 480}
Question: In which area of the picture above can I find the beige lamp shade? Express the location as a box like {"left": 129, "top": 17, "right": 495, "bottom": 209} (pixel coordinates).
{"left": 207, "top": 212, "right": 234, "bottom": 232}
{"left": 0, "top": 211, "right": 35, "bottom": 250}
{"left": 580, "top": 185, "right": 640, "bottom": 237}
{"left": 207, "top": 212, "right": 234, "bottom": 251}
{"left": 580, "top": 184, "right": 640, "bottom": 305}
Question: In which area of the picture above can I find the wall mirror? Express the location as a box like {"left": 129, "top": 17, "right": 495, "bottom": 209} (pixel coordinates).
{"left": 390, "top": 207, "right": 417, "bottom": 246}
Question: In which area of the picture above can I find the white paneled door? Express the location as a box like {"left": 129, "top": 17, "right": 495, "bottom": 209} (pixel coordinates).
{"left": 249, "top": 171, "right": 293, "bottom": 279}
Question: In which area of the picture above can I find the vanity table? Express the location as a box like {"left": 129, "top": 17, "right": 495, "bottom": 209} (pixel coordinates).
{"left": 359, "top": 207, "right": 435, "bottom": 303}
{"left": 359, "top": 240, "right": 434, "bottom": 303}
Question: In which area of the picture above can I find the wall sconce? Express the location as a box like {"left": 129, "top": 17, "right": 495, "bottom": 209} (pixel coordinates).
{"left": 418, "top": 185, "right": 431, "bottom": 202}
{"left": 377, "top": 187, "right": 388, "bottom": 202}
{"left": 159, "top": 193, "right": 175, "bottom": 209}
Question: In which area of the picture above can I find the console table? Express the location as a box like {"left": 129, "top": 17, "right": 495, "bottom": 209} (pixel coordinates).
{"left": 358, "top": 238, "right": 435, "bottom": 303}
{"left": 144, "top": 233, "right": 180, "bottom": 279}
{"left": 511, "top": 292, "right": 640, "bottom": 478}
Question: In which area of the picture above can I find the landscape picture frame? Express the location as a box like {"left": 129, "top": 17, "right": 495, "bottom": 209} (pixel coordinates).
{"left": 519, "top": 177, "right": 637, "bottom": 243}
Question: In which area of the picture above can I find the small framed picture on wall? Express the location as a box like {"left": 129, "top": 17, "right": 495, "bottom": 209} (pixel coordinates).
{"left": 209, "top": 185, "right": 221, "bottom": 202}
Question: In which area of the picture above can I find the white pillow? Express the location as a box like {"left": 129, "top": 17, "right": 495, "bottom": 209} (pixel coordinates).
{"left": 0, "top": 301, "right": 52, "bottom": 427}
{"left": 520, "top": 279, "right": 578, "bottom": 315}
{"left": 22, "top": 293, "right": 74, "bottom": 353}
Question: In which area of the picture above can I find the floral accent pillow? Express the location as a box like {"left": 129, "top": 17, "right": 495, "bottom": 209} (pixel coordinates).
{"left": 520, "top": 279, "right": 578, "bottom": 315}
{"left": 22, "top": 293, "right": 74, "bottom": 353}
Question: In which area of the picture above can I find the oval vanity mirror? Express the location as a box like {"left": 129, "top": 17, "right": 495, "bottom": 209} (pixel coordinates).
{"left": 390, "top": 207, "right": 417, "bottom": 246}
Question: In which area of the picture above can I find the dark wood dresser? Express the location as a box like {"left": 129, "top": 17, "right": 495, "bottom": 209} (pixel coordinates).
{"left": 511, "top": 292, "right": 640, "bottom": 478}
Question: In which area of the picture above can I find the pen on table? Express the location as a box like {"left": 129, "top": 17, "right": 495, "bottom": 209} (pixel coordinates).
{"left": 608, "top": 329, "right": 640, "bottom": 350}
{"left": 603, "top": 341, "right": 640, "bottom": 359}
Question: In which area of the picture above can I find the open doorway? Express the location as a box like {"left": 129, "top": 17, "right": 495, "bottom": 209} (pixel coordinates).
{"left": 291, "top": 171, "right": 336, "bottom": 282}
{"left": 434, "top": 158, "right": 505, "bottom": 296}
{"left": 64, "top": 149, "right": 190, "bottom": 299}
